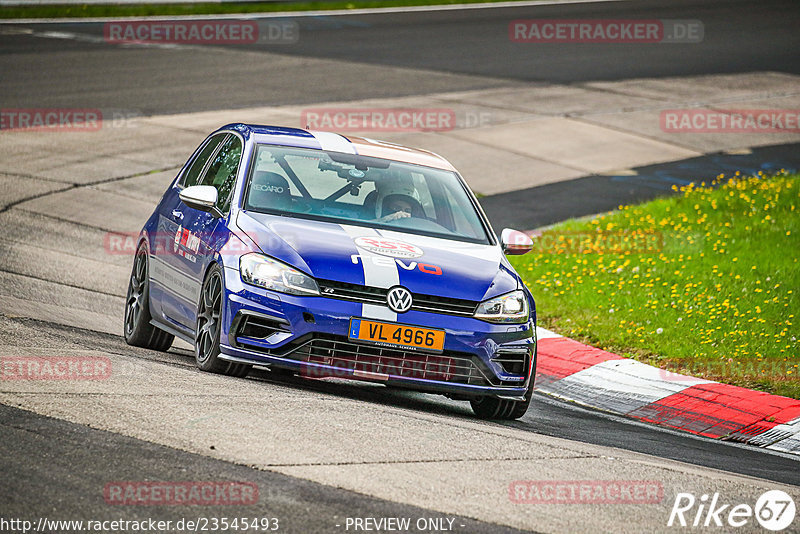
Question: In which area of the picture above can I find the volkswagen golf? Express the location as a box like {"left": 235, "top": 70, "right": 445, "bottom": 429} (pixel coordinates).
{"left": 124, "top": 123, "right": 537, "bottom": 419}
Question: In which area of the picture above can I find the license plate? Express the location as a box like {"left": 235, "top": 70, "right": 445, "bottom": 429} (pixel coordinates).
{"left": 349, "top": 318, "right": 445, "bottom": 353}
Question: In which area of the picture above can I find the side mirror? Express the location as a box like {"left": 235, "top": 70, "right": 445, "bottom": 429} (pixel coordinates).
{"left": 179, "top": 185, "right": 218, "bottom": 213}
{"left": 501, "top": 228, "right": 534, "bottom": 255}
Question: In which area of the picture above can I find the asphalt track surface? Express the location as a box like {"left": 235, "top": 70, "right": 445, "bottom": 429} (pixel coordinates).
{"left": 484, "top": 141, "right": 800, "bottom": 230}
{"left": 1, "top": 404, "right": 525, "bottom": 534}
{"left": 3, "top": 314, "right": 800, "bottom": 483}
{"left": 3, "top": 0, "right": 800, "bottom": 223}
{"left": 1, "top": 0, "right": 799, "bottom": 113}
{"left": 2, "top": 0, "right": 800, "bottom": 531}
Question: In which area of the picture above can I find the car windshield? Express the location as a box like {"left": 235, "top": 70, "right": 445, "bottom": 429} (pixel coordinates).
{"left": 244, "top": 144, "right": 491, "bottom": 244}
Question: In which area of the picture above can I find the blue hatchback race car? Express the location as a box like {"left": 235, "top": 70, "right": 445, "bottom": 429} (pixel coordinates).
{"left": 124, "top": 123, "right": 537, "bottom": 419}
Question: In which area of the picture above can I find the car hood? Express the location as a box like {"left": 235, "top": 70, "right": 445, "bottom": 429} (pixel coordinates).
{"left": 236, "top": 211, "right": 519, "bottom": 302}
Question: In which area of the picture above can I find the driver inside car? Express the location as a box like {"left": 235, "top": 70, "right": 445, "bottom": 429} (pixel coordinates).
{"left": 374, "top": 175, "right": 425, "bottom": 222}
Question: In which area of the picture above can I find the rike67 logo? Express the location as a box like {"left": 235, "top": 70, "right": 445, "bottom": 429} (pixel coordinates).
{"left": 668, "top": 490, "right": 796, "bottom": 531}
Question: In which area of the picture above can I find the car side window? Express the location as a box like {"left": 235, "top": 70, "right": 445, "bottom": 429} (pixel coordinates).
{"left": 180, "top": 134, "right": 227, "bottom": 188}
{"left": 198, "top": 134, "right": 243, "bottom": 214}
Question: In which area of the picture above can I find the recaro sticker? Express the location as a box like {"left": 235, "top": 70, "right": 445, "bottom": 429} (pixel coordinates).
{"left": 354, "top": 236, "right": 423, "bottom": 259}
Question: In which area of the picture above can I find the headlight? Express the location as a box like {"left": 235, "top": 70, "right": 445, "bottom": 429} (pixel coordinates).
{"left": 240, "top": 253, "right": 319, "bottom": 296}
{"left": 474, "top": 290, "right": 529, "bottom": 323}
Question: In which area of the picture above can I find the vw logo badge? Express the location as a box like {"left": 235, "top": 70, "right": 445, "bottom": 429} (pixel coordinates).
{"left": 386, "top": 286, "right": 413, "bottom": 313}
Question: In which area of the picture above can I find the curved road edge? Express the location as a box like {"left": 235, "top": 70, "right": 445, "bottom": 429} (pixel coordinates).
{"left": 534, "top": 326, "right": 800, "bottom": 456}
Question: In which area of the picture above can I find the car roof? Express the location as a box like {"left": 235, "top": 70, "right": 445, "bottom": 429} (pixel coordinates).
{"left": 220, "top": 123, "right": 457, "bottom": 172}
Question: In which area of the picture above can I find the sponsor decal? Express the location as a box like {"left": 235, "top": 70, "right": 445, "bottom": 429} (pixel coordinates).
{"left": 149, "top": 256, "right": 201, "bottom": 304}
{"left": 173, "top": 225, "right": 200, "bottom": 262}
{"left": 354, "top": 236, "right": 423, "bottom": 259}
{"left": 351, "top": 255, "right": 442, "bottom": 276}
{"left": 252, "top": 184, "right": 285, "bottom": 193}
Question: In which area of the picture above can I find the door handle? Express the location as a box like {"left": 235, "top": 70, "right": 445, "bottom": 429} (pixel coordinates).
{"left": 171, "top": 210, "right": 184, "bottom": 220}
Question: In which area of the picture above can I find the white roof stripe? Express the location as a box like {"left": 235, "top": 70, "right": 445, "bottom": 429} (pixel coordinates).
{"left": 310, "top": 131, "right": 357, "bottom": 155}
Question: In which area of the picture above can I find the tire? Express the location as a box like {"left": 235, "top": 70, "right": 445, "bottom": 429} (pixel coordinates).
{"left": 124, "top": 244, "right": 174, "bottom": 351}
{"left": 471, "top": 347, "right": 537, "bottom": 420}
{"left": 195, "top": 264, "right": 251, "bottom": 378}
{"left": 470, "top": 384, "right": 533, "bottom": 420}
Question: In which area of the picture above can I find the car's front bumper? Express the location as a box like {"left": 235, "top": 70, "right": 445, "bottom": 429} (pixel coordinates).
{"left": 218, "top": 266, "right": 536, "bottom": 399}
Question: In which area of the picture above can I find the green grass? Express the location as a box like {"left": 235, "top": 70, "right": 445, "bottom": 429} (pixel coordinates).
{"left": 1, "top": 0, "right": 530, "bottom": 19}
{"left": 510, "top": 171, "right": 800, "bottom": 399}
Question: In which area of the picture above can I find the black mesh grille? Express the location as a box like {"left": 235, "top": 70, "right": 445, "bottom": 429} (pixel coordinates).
{"left": 492, "top": 349, "right": 530, "bottom": 376}
{"left": 283, "top": 335, "right": 492, "bottom": 386}
{"left": 317, "top": 279, "right": 478, "bottom": 316}
{"left": 237, "top": 315, "right": 288, "bottom": 340}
